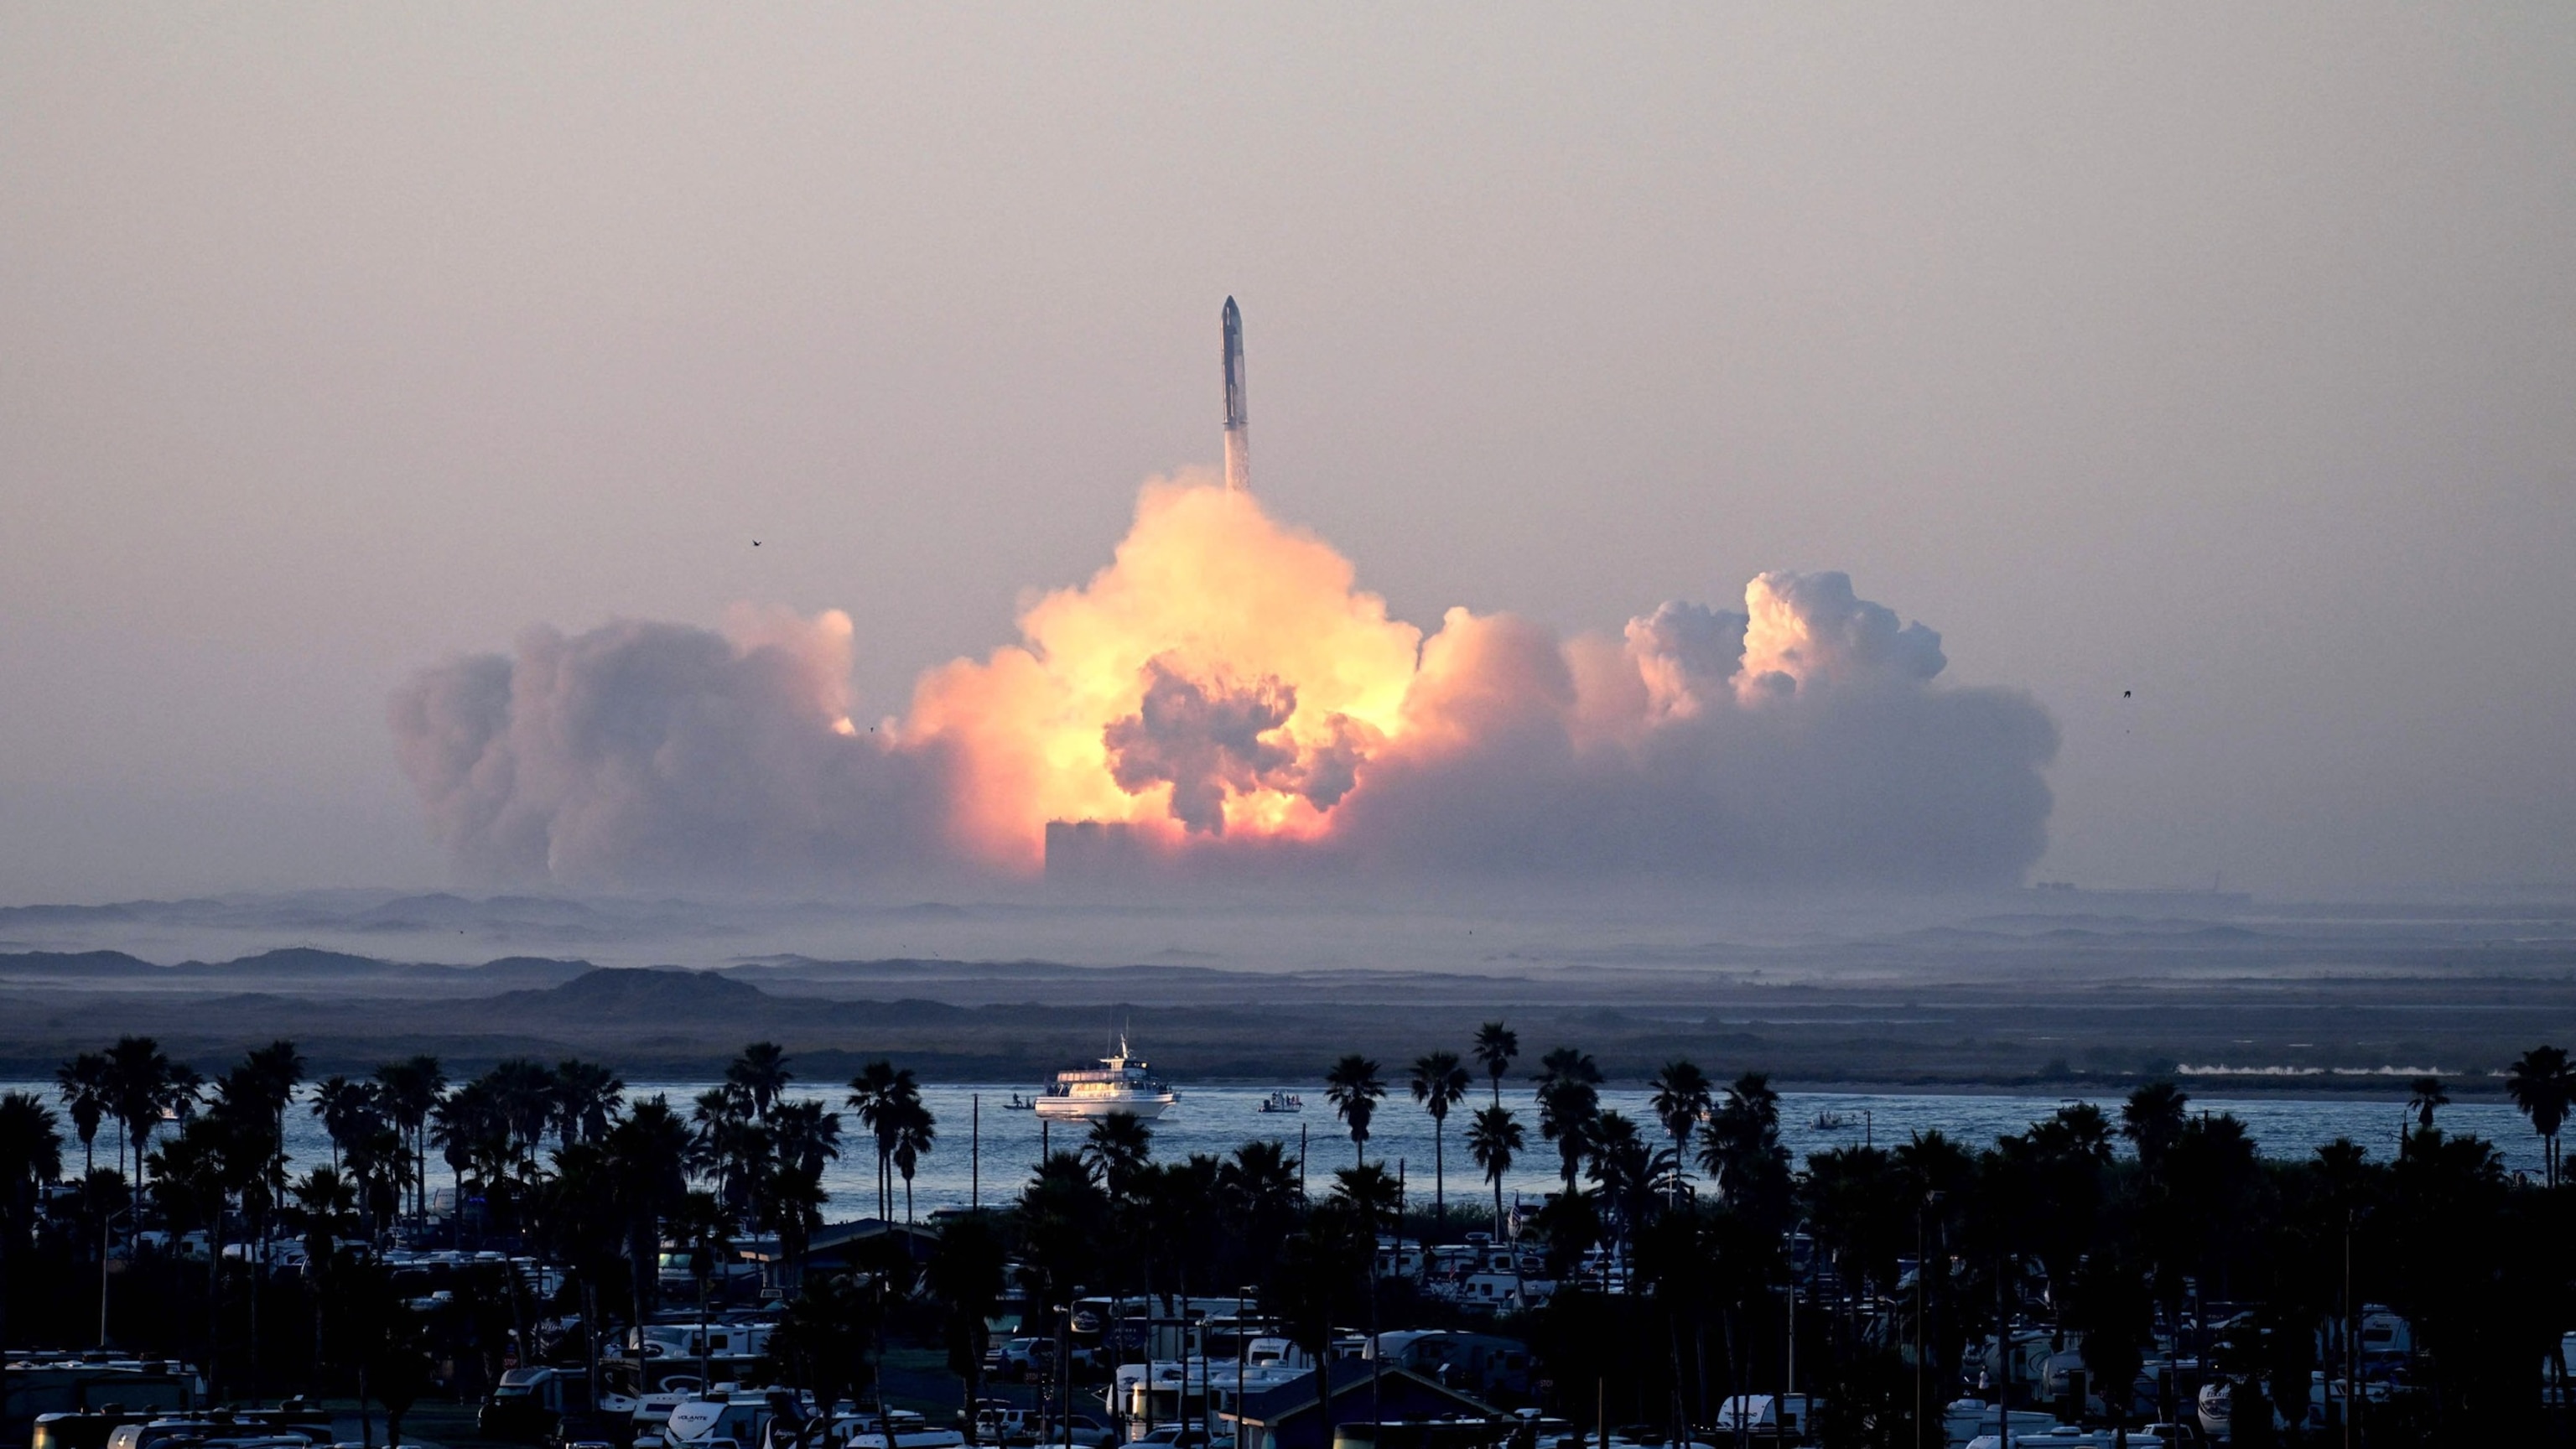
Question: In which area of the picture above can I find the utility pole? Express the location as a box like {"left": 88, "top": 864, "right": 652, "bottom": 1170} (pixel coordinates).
{"left": 1997, "top": 1252, "right": 2011, "bottom": 1449}
{"left": 1915, "top": 1197, "right": 1927, "bottom": 1449}
{"left": 972, "top": 1093, "right": 981, "bottom": 1210}
{"left": 2344, "top": 1212, "right": 2356, "bottom": 1449}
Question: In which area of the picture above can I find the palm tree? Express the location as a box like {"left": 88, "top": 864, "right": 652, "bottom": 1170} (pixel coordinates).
{"left": 2406, "top": 1076, "right": 2449, "bottom": 1135}
{"left": 1331, "top": 1162, "right": 1403, "bottom": 1226}
{"left": 605, "top": 1095, "right": 692, "bottom": 1320}
{"left": 1467, "top": 1104, "right": 1524, "bottom": 1238}
{"left": 1648, "top": 1061, "right": 1713, "bottom": 1202}
{"left": 772, "top": 1100, "right": 844, "bottom": 1178}
{"left": 2121, "top": 1080, "right": 2191, "bottom": 1177}
{"left": 1700, "top": 1072, "right": 1790, "bottom": 1229}
{"left": 1083, "top": 1112, "right": 1155, "bottom": 1200}
{"left": 727, "top": 1043, "right": 793, "bottom": 1122}
{"left": 1218, "top": 1139, "right": 1303, "bottom": 1268}
{"left": 430, "top": 1080, "right": 505, "bottom": 1242}
{"left": 2506, "top": 1046, "right": 2572, "bottom": 1187}
{"left": 0, "top": 1092, "right": 63, "bottom": 1369}
{"left": 342, "top": 1116, "right": 408, "bottom": 1241}
{"left": 1472, "top": 1022, "right": 1520, "bottom": 1108}
{"left": 310, "top": 1077, "right": 377, "bottom": 1171}
{"left": 2067, "top": 1251, "right": 2152, "bottom": 1448}
{"left": 1583, "top": 1112, "right": 1658, "bottom": 1279}
{"left": 1323, "top": 1056, "right": 1386, "bottom": 1167}
{"left": 55, "top": 1052, "right": 112, "bottom": 1176}
{"left": 211, "top": 1061, "right": 294, "bottom": 1406}
{"left": 891, "top": 1098, "right": 937, "bottom": 1225}
{"left": 847, "top": 1061, "right": 913, "bottom": 1222}
{"left": 697, "top": 1086, "right": 776, "bottom": 1229}
{"left": 150, "top": 1114, "right": 238, "bottom": 1394}
{"left": 765, "top": 1161, "right": 830, "bottom": 1288}
{"left": 284, "top": 1166, "right": 357, "bottom": 1398}
{"left": 105, "top": 1035, "right": 198, "bottom": 1206}
{"left": 537, "top": 1141, "right": 627, "bottom": 1410}
{"left": 667, "top": 1190, "right": 733, "bottom": 1385}
{"left": 244, "top": 1040, "right": 305, "bottom": 1138}
{"left": 1408, "top": 1052, "right": 1472, "bottom": 1220}
{"left": 368, "top": 1062, "right": 420, "bottom": 1170}
{"left": 1534, "top": 1047, "right": 1602, "bottom": 1190}
{"left": 371, "top": 1057, "right": 445, "bottom": 1223}
{"left": 924, "top": 1213, "right": 1008, "bottom": 1441}
{"left": 484, "top": 1059, "right": 560, "bottom": 1180}
{"left": 553, "top": 1059, "right": 626, "bottom": 1147}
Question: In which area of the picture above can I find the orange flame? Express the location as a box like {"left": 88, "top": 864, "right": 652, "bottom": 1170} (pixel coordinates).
{"left": 899, "top": 475, "right": 1424, "bottom": 868}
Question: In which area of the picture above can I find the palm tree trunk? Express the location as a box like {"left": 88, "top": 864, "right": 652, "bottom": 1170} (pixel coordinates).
{"left": 1432, "top": 1119, "right": 1445, "bottom": 1222}
{"left": 584, "top": 1280, "right": 601, "bottom": 1411}
{"left": 311, "top": 1259, "right": 327, "bottom": 1402}
{"left": 250, "top": 1219, "right": 264, "bottom": 1407}
{"left": 208, "top": 1217, "right": 225, "bottom": 1401}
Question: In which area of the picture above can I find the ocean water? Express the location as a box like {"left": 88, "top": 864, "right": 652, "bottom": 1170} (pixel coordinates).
{"left": 9, "top": 1078, "right": 2546, "bottom": 1223}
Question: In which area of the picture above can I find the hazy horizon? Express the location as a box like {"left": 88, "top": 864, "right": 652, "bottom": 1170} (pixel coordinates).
{"left": 6, "top": 8, "right": 2573, "bottom": 902}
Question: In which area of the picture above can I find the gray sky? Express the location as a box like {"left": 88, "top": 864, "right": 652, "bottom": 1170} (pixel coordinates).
{"left": 3, "top": 6, "right": 2572, "bottom": 901}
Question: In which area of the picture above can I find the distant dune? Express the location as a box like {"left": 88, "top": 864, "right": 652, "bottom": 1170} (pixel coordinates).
{"left": 0, "top": 892, "right": 2570, "bottom": 1086}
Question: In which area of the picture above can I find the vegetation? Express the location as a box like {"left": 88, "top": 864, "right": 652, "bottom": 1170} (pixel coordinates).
{"left": 7, "top": 1025, "right": 2576, "bottom": 1449}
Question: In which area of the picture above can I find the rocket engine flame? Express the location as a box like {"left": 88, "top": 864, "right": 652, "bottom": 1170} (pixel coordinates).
{"left": 896, "top": 476, "right": 1419, "bottom": 865}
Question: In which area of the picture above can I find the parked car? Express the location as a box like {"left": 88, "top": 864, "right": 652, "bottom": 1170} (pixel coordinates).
{"left": 983, "top": 1339, "right": 1048, "bottom": 1383}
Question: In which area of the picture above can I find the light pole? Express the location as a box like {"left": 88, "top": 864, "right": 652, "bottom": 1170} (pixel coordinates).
{"left": 1916, "top": 1189, "right": 1943, "bottom": 1449}
{"left": 1238, "top": 1285, "right": 1255, "bottom": 1449}
{"left": 1059, "top": 1297, "right": 1078, "bottom": 1449}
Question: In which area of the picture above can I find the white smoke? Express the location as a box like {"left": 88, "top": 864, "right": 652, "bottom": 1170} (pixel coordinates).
{"left": 1322, "top": 573, "right": 2056, "bottom": 886}
{"left": 389, "top": 610, "right": 959, "bottom": 889}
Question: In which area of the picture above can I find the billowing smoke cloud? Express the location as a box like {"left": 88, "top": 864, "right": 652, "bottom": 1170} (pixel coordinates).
{"left": 1102, "top": 660, "right": 1376, "bottom": 834}
{"left": 392, "top": 479, "right": 2056, "bottom": 890}
{"left": 390, "top": 609, "right": 959, "bottom": 888}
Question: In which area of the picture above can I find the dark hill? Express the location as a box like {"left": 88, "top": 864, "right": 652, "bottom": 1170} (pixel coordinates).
{"left": 489, "top": 967, "right": 773, "bottom": 1021}
{"left": 185, "top": 947, "right": 392, "bottom": 974}
{"left": 0, "top": 949, "right": 161, "bottom": 979}
{"left": 467, "top": 956, "right": 597, "bottom": 985}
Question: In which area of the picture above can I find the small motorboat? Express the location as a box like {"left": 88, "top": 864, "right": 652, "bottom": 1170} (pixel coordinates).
{"left": 1001, "top": 1093, "right": 1037, "bottom": 1112}
{"left": 1256, "top": 1091, "right": 1304, "bottom": 1114}
{"left": 1810, "top": 1109, "right": 1849, "bottom": 1130}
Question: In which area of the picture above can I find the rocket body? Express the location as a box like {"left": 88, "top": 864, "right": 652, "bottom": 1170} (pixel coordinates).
{"left": 1222, "top": 296, "right": 1250, "bottom": 492}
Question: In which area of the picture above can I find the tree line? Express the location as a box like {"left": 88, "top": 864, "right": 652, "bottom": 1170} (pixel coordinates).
{"left": 7, "top": 1030, "right": 2576, "bottom": 1446}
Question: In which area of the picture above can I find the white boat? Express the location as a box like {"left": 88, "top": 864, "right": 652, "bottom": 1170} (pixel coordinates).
{"left": 1032, "top": 1039, "right": 1176, "bottom": 1121}
{"left": 1256, "top": 1091, "right": 1302, "bottom": 1114}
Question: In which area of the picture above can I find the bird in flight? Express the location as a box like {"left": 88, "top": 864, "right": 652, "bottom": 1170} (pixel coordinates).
{"left": 752, "top": 540, "right": 762, "bottom": 548}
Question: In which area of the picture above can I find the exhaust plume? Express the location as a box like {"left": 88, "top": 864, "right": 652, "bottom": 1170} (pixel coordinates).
{"left": 393, "top": 479, "right": 2056, "bottom": 890}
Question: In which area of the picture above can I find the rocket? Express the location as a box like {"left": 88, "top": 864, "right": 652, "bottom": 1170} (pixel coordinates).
{"left": 1222, "top": 296, "right": 1250, "bottom": 492}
